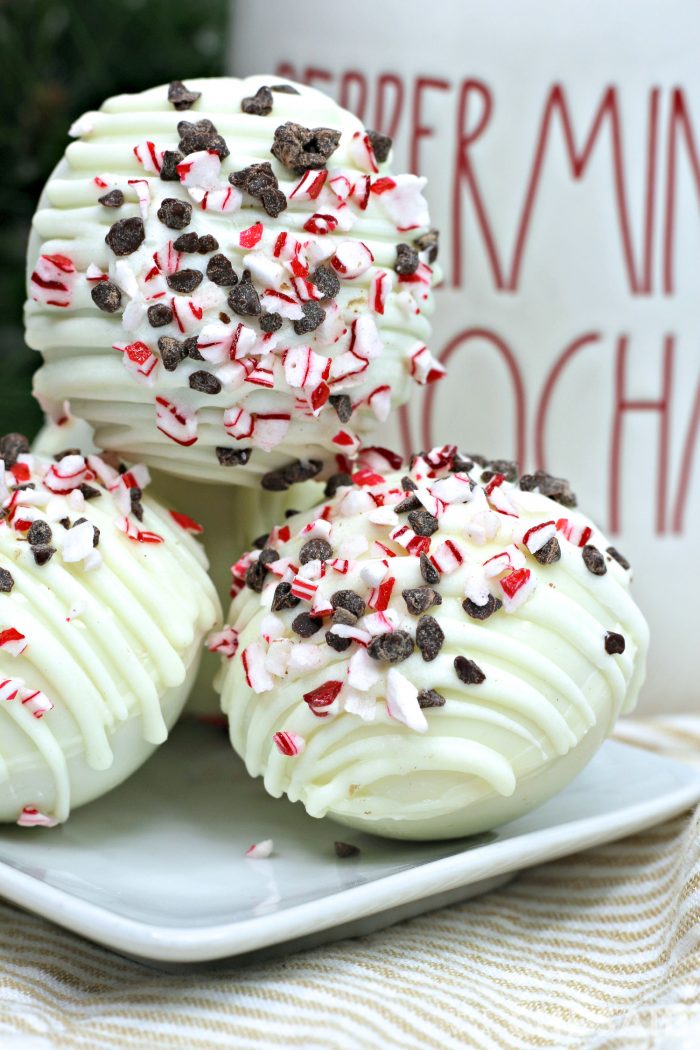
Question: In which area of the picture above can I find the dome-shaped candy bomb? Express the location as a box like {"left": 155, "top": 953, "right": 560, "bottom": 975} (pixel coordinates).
{"left": 0, "top": 435, "right": 220, "bottom": 827}
{"left": 27, "top": 76, "right": 443, "bottom": 489}
{"left": 216, "top": 447, "right": 649, "bottom": 840}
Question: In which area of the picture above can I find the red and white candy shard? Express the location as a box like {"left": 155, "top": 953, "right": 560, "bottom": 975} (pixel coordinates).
{"left": 28, "top": 76, "right": 442, "bottom": 486}
{"left": 217, "top": 446, "right": 649, "bottom": 840}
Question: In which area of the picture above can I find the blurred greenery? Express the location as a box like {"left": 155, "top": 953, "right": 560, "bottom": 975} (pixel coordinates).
{"left": 0, "top": 0, "right": 229, "bottom": 437}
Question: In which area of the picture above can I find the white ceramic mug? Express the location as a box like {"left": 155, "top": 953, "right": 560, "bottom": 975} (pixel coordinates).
{"left": 231, "top": 0, "right": 700, "bottom": 713}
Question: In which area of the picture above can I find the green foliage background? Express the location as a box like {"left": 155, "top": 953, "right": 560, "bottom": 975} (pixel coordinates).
{"left": 0, "top": 0, "right": 229, "bottom": 437}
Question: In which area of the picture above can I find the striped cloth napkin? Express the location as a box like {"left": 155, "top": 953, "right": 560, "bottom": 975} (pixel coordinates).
{"left": 0, "top": 717, "right": 698, "bottom": 1050}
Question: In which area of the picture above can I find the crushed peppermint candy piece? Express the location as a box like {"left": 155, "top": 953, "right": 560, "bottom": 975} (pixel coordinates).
{"left": 245, "top": 839, "right": 274, "bottom": 859}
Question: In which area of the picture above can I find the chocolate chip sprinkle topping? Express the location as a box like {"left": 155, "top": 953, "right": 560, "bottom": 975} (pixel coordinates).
{"left": 271, "top": 582, "right": 300, "bottom": 612}
{"left": 246, "top": 558, "right": 269, "bottom": 593}
{"left": 334, "top": 841, "right": 360, "bottom": 858}
{"left": 417, "top": 688, "right": 446, "bottom": 709}
{"left": 157, "top": 198, "right": 192, "bottom": 230}
{"left": 607, "top": 546, "right": 631, "bottom": 571}
{"left": 419, "top": 552, "right": 440, "bottom": 585}
{"left": 167, "top": 80, "right": 201, "bottom": 111}
{"left": 331, "top": 590, "right": 366, "bottom": 619}
{"left": 331, "top": 607, "right": 357, "bottom": 627}
{"left": 402, "top": 586, "right": 442, "bottom": 615}
{"left": 401, "top": 474, "right": 418, "bottom": 492}
{"left": 0, "top": 567, "right": 15, "bottom": 592}
{"left": 604, "top": 631, "right": 626, "bottom": 655}
{"left": 216, "top": 447, "right": 251, "bottom": 466}
{"left": 481, "top": 458, "right": 519, "bottom": 484}
{"left": 172, "top": 232, "right": 198, "bottom": 253}
{"left": 407, "top": 509, "right": 439, "bottom": 536}
{"left": 292, "top": 612, "right": 323, "bottom": 638}
{"left": 98, "top": 189, "right": 124, "bottom": 208}
{"left": 414, "top": 228, "right": 439, "bottom": 263}
{"left": 534, "top": 537, "right": 561, "bottom": 565}
{"left": 394, "top": 493, "right": 421, "bottom": 514}
{"left": 367, "top": 630, "right": 414, "bottom": 664}
{"left": 229, "top": 161, "right": 288, "bottom": 218}
{"left": 325, "top": 472, "right": 353, "bottom": 498}
{"left": 105, "top": 216, "right": 145, "bottom": 256}
{"left": 0, "top": 433, "right": 30, "bottom": 467}
{"left": 167, "top": 269, "right": 203, "bottom": 294}
{"left": 416, "top": 615, "right": 444, "bottom": 662}
{"left": 293, "top": 300, "right": 325, "bottom": 334}
{"left": 228, "top": 269, "right": 261, "bottom": 316}
{"left": 147, "top": 303, "right": 173, "bottom": 327}
{"left": 79, "top": 483, "right": 101, "bottom": 500}
{"left": 260, "top": 311, "right": 283, "bottom": 333}
{"left": 271, "top": 83, "right": 300, "bottom": 94}
{"left": 454, "top": 655, "right": 486, "bottom": 685}
{"left": 189, "top": 370, "right": 222, "bottom": 395}
{"left": 261, "top": 458, "right": 323, "bottom": 492}
{"left": 328, "top": 394, "right": 352, "bottom": 423}
{"left": 582, "top": 544, "right": 607, "bottom": 576}
{"left": 271, "top": 122, "right": 341, "bottom": 174}
{"left": 27, "top": 520, "right": 52, "bottom": 547}
{"left": 326, "top": 631, "right": 352, "bottom": 652}
{"left": 367, "top": 129, "right": 392, "bottom": 163}
{"left": 157, "top": 336, "right": 187, "bottom": 371}
{"left": 160, "top": 150, "right": 183, "bottom": 181}
{"left": 299, "top": 538, "right": 333, "bottom": 565}
{"left": 395, "top": 243, "right": 420, "bottom": 275}
{"left": 519, "top": 469, "right": 577, "bottom": 508}
{"left": 91, "top": 281, "right": 122, "bottom": 313}
{"left": 32, "top": 545, "right": 56, "bottom": 567}
{"left": 241, "top": 85, "right": 273, "bottom": 116}
{"left": 73, "top": 517, "right": 100, "bottom": 547}
{"left": 206, "top": 254, "right": 238, "bottom": 286}
{"left": 177, "top": 118, "right": 229, "bottom": 158}
{"left": 462, "top": 595, "right": 503, "bottom": 620}
{"left": 311, "top": 265, "right": 340, "bottom": 300}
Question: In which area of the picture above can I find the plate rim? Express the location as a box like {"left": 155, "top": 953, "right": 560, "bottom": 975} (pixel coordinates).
{"left": 1, "top": 741, "right": 699, "bottom": 963}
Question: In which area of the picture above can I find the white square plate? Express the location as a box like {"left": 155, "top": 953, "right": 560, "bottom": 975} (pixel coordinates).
{"left": 0, "top": 722, "right": 698, "bottom": 968}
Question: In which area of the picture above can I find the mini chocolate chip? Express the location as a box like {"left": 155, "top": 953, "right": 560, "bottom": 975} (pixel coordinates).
{"left": 462, "top": 595, "right": 502, "bottom": 620}
{"left": 368, "top": 630, "right": 414, "bottom": 664}
{"left": 197, "top": 234, "right": 219, "bottom": 254}
{"left": 79, "top": 483, "right": 101, "bottom": 500}
{"left": 292, "top": 612, "right": 323, "bottom": 637}
{"left": 334, "top": 841, "right": 360, "bottom": 858}
{"left": 261, "top": 471, "right": 289, "bottom": 492}
{"left": 414, "top": 228, "right": 439, "bottom": 263}
{"left": 284, "top": 509, "right": 299, "bottom": 519}
{"left": 312, "top": 265, "right": 340, "bottom": 300}
{"left": 216, "top": 447, "right": 251, "bottom": 466}
{"left": 73, "top": 517, "right": 100, "bottom": 547}
{"left": 183, "top": 336, "right": 203, "bottom": 360}
{"left": 416, "top": 616, "right": 444, "bottom": 662}
{"left": 168, "top": 80, "right": 201, "bottom": 111}
{"left": 271, "top": 582, "right": 300, "bottom": 612}
{"left": 293, "top": 300, "right": 325, "bottom": 334}
{"left": 331, "top": 607, "right": 357, "bottom": 627}
{"left": 607, "top": 546, "right": 631, "bottom": 570}
{"left": 230, "top": 161, "right": 279, "bottom": 196}
{"left": 147, "top": 303, "right": 173, "bottom": 327}
{"left": 58, "top": 517, "right": 70, "bottom": 528}
{"left": 331, "top": 590, "right": 366, "bottom": 619}
{"left": 178, "top": 118, "right": 229, "bottom": 158}
{"left": 172, "top": 232, "right": 200, "bottom": 253}
{"left": 157, "top": 336, "right": 187, "bottom": 371}
{"left": 454, "top": 656, "right": 486, "bottom": 685}
{"left": 0, "top": 567, "right": 15, "bottom": 592}
{"left": 604, "top": 631, "right": 626, "bottom": 655}
{"left": 325, "top": 472, "right": 353, "bottom": 498}
{"left": 367, "top": 129, "right": 392, "bottom": 163}
{"left": 207, "top": 254, "right": 238, "bottom": 286}
{"left": 260, "top": 187, "right": 288, "bottom": 217}
{"left": 271, "top": 83, "right": 300, "bottom": 94}
{"left": 157, "top": 198, "right": 192, "bottom": 230}
{"left": 401, "top": 475, "right": 418, "bottom": 491}
{"left": 395, "top": 242, "right": 420, "bottom": 275}
{"left": 403, "top": 586, "right": 442, "bottom": 615}
{"left": 246, "top": 558, "right": 269, "bottom": 592}
{"left": 27, "top": 520, "right": 52, "bottom": 546}
{"left": 252, "top": 533, "right": 270, "bottom": 550}
{"left": 325, "top": 631, "right": 352, "bottom": 652}
{"left": 283, "top": 458, "right": 323, "bottom": 485}
{"left": 271, "top": 121, "right": 341, "bottom": 174}
{"left": 417, "top": 688, "right": 445, "bottom": 709}
{"left": 481, "top": 459, "right": 518, "bottom": 484}
{"left": 219, "top": 312, "right": 230, "bottom": 324}
{"left": 53, "top": 449, "right": 80, "bottom": 461}
{"left": 241, "top": 85, "right": 273, "bottom": 115}
{"left": 258, "top": 547, "right": 279, "bottom": 568}
{"left": 519, "top": 469, "right": 577, "bottom": 508}
{"left": 228, "top": 269, "right": 261, "bottom": 316}
{"left": 160, "top": 150, "right": 184, "bottom": 181}
{"left": 105, "top": 217, "right": 145, "bottom": 256}
{"left": 534, "top": 537, "right": 561, "bottom": 565}
{"left": 167, "top": 269, "right": 203, "bottom": 294}
{"left": 451, "top": 453, "right": 474, "bottom": 473}
{"left": 189, "top": 370, "right": 222, "bottom": 395}
{"left": 394, "top": 494, "right": 422, "bottom": 514}
{"left": 419, "top": 552, "right": 440, "bottom": 585}
{"left": 91, "top": 281, "right": 122, "bottom": 313}
{"left": 582, "top": 544, "right": 607, "bottom": 576}
{"left": 260, "top": 311, "right": 282, "bottom": 333}
{"left": 328, "top": 394, "right": 352, "bottom": 423}
{"left": 32, "top": 545, "right": 56, "bottom": 566}
{"left": 299, "top": 538, "right": 333, "bottom": 564}
{"left": 98, "top": 189, "right": 124, "bottom": 208}
{"left": 466, "top": 452, "right": 488, "bottom": 467}
{"left": 407, "top": 509, "right": 439, "bottom": 536}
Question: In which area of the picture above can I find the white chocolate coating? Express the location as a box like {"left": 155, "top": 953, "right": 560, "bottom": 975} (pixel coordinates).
{"left": 217, "top": 449, "right": 648, "bottom": 839}
{"left": 26, "top": 76, "right": 441, "bottom": 487}
{"left": 0, "top": 447, "right": 220, "bottom": 825}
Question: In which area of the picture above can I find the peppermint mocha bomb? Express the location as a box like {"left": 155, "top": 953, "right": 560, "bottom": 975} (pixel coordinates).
{"left": 216, "top": 448, "right": 648, "bottom": 840}
{"left": 26, "top": 76, "right": 443, "bottom": 489}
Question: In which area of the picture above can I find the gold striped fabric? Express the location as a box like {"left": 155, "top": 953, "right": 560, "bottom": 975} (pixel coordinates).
{"left": 0, "top": 717, "right": 699, "bottom": 1050}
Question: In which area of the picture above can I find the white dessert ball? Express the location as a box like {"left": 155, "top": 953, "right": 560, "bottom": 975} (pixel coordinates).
{"left": 0, "top": 435, "right": 220, "bottom": 826}
{"left": 216, "top": 447, "right": 648, "bottom": 840}
{"left": 27, "top": 75, "right": 443, "bottom": 489}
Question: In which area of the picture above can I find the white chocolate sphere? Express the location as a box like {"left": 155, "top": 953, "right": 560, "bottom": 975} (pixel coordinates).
{"left": 217, "top": 448, "right": 648, "bottom": 840}
{"left": 0, "top": 441, "right": 220, "bottom": 826}
{"left": 26, "top": 75, "right": 441, "bottom": 488}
